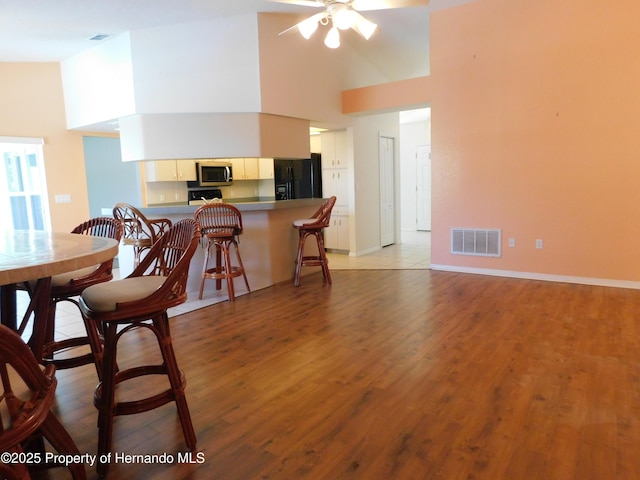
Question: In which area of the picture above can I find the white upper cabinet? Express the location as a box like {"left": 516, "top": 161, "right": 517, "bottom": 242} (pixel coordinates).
{"left": 321, "top": 130, "right": 350, "bottom": 253}
{"left": 321, "top": 131, "right": 347, "bottom": 169}
{"left": 145, "top": 159, "right": 196, "bottom": 182}
{"left": 231, "top": 158, "right": 260, "bottom": 180}
{"left": 259, "top": 158, "right": 274, "bottom": 179}
{"left": 321, "top": 130, "right": 349, "bottom": 206}
{"left": 322, "top": 169, "right": 349, "bottom": 205}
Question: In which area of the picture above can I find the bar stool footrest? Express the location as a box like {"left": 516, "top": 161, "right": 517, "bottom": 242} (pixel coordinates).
{"left": 203, "top": 266, "right": 245, "bottom": 279}
{"left": 42, "top": 337, "right": 96, "bottom": 369}
{"left": 299, "top": 255, "right": 327, "bottom": 267}
{"left": 94, "top": 364, "right": 187, "bottom": 416}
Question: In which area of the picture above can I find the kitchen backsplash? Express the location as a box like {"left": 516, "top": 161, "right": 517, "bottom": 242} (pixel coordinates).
{"left": 145, "top": 179, "right": 275, "bottom": 206}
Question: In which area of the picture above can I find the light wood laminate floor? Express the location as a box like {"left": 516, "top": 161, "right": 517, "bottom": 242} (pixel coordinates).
{"left": 21, "top": 264, "right": 640, "bottom": 480}
{"left": 15, "top": 231, "right": 431, "bottom": 339}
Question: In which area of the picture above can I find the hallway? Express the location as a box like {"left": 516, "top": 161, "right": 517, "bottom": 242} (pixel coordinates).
{"left": 327, "top": 230, "right": 430, "bottom": 270}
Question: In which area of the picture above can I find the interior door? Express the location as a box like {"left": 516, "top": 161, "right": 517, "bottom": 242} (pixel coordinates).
{"left": 379, "top": 135, "right": 395, "bottom": 247}
{"left": 416, "top": 144, "right": 431, "bottom": 231}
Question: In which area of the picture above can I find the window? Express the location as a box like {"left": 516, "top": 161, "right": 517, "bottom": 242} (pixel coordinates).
{"left": 0, "top": 137, "right": 50, "bottom": 231}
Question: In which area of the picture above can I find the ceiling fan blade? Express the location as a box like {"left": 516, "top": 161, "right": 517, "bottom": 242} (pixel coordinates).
{"left": 279, "top": 11, "right": 328, "bottom": 36}
{"left": 279, "top": 23, "right": 302, "bottom": 35}
{"left": 269, "top": 0, "right": 324, "bottom": 7}
{"left": 351, "top": 0, "right": 429, "bottom": 11}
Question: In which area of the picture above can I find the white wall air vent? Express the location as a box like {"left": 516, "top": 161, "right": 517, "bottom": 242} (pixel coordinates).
{"left": 451, "top": 229, "right": 501, "bottom": 257}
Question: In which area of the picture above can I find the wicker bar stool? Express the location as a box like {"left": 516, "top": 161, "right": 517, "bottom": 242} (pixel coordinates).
{"left": 17, "top": 217, "right": 122, "bottom": 377}
{"left": 0, "top": 324, "right": 86, "bottom": 480}
{"left": 194, "top": 203, "right": 250, "bottom": 301}
{"left": 113, "top": 202, "right": 171, "bottom": 268}
{"left": 79, "top": 219, "right": 200, "bottom": 476}
{"left": 292, "top": 196, "right": 336, "bottom": 287}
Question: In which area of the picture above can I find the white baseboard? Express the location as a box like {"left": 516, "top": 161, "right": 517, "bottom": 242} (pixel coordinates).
{"left": 429, "top": 264, "right": 640, "bottom": 290}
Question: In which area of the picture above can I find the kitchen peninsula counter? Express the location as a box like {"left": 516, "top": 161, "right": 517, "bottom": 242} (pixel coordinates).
{"left": 117, "top": 198, "right": 325, "bottom": 299}
{"left": 142, "top": 197, "right": 322, "bottom": 215}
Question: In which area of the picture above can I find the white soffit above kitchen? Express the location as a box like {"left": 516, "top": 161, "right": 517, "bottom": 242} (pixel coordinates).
{"left": 118, "top": 113, "right": 310, "bottom": 162}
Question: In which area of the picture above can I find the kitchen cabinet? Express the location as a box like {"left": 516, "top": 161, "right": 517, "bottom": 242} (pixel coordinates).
{"left": 321, "top": 130, "right": 350, "bottom": 253}
{"left": 231, "top": 158, "right": 259, "bottom": 180}
{"left": 321, "top": 130, "right": 349, "bottom": 205}
{"left": 145, "top": 160, "right": 196, "bottom": 182}
{"left": 321, "top": 130, "right": 348, "bottom": 168}
{"left": 325, "top": 206, "right": 349, "bottom": 251}
{"left": 322, "top": 168, "right": 349, "bottom": 205}
{"left": 258, "top": 158, "right": 274, "bottom": 179}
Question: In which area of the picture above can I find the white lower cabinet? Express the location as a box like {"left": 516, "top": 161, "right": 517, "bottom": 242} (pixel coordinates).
{"left": 324, "top": 206, "right": 349, "bottom": 251}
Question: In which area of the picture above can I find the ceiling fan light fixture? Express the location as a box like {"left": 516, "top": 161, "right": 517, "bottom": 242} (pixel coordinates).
{"left": 353, "top": 15, "right": 378, "bottom": 40}
{"left": 298, "top": 14, "right": 321, "bottom": 39}
{"left": 282, "top": 0, "right": 381, "bottom": 47}
{"left": 332, "top": 4, "right": 356, "bottom": 30}
{"left": 324, "top": 26, "right": 340, "bottom": 49}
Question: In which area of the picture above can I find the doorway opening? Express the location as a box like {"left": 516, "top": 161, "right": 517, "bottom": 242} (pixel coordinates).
{"left": 399, "top": 107, "right": 431, "bottom": 233}
{"left": 379, "top": 134, "right": 395, "bottom": 247}
{"left": 398, "top": 107, "right": 431, "bottom": 264}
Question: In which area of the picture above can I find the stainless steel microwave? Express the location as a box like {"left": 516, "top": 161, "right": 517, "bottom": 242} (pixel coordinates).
{"left": 196, "top": 162, "right": 233, "bottom": 187}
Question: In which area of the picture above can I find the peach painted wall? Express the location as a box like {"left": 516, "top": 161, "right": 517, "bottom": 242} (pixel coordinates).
{"left": 343, "top": 0, "right": 640, "bottom": 284}
{"left": 0, "top": 63, "right": 89, "bottom": 232}
{"left": 257, "top": 13, "right": 389, "bottom": 129}
{"left": 342, "top": 76, "right": 430, "bottom": 115}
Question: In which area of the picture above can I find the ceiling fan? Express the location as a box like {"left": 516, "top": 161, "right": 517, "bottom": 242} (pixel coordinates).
{"left": 272, "top": 0, "right": 430, "bottom": 48}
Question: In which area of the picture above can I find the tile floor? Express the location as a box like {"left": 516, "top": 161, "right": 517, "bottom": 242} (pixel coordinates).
{"left": 327, "top": 230, "right": 431, "bottom": 270}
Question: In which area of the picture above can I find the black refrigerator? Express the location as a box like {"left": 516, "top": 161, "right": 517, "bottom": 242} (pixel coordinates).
{"left": 274, "top": 154, "right": 322, "bottom": 200}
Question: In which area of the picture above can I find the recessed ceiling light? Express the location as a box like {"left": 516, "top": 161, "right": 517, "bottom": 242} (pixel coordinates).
{"left": 89, "top": 34, "right": 110, "bottom": 41}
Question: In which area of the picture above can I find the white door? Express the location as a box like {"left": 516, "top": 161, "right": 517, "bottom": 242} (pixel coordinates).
{"left": 416, "top": 144, "right": 431, "bottom": 231}
{"left": 379, "top": 135, "right": 395, "bottom": 247}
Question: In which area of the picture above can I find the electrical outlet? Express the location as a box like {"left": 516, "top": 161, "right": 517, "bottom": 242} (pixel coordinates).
{"left": 536, "top": 239, "right": 543, "bottom": 249}
{"left": 508, "top": 237, "right": 516, "bottom": 247}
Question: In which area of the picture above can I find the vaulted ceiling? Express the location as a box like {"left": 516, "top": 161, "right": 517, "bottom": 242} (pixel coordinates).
{"left": 0, "top": 0, "right": 474, "bottom": 81}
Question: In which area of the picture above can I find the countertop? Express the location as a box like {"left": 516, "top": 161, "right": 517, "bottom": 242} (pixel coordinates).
{"left": 116, "top": 197, "right": 325, "bottom": 295}
{"left": 141, "top": 197, "right": 324, "bottom": 216}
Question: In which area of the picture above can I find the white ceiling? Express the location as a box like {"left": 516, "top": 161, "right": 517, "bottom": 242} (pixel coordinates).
{"left": 0, "top": 0, "right": 474, "bottom": 80}
{"left": 400, "top": 107, "right": 430, "bottom": 124}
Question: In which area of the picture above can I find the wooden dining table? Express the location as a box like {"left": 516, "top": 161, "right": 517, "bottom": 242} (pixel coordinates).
{"left": 0, "top": 229, "right": 119, "bottom": 360}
